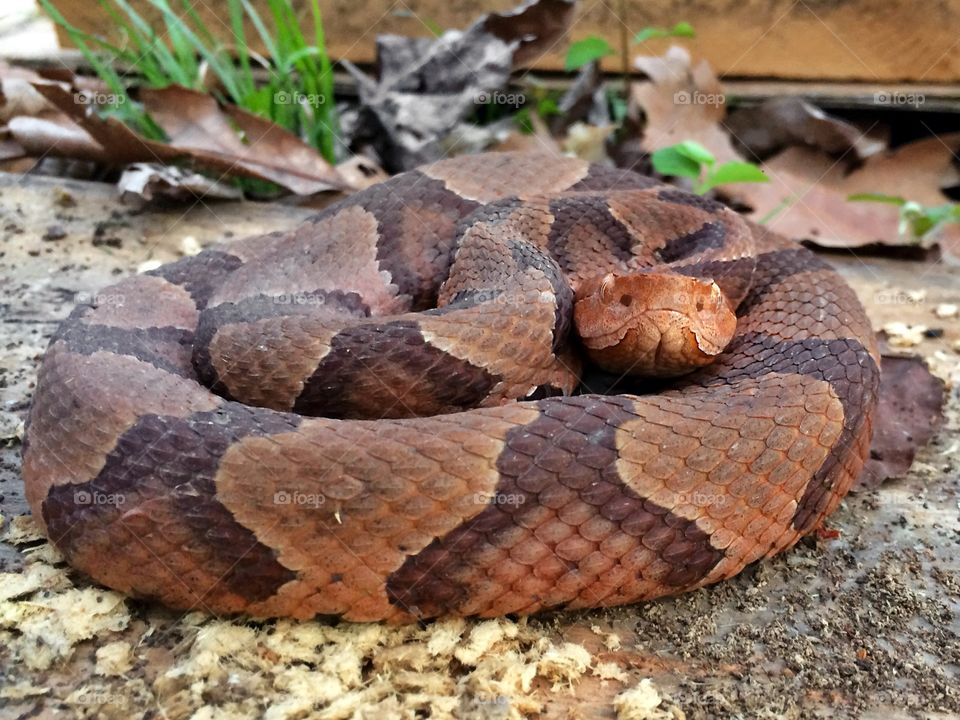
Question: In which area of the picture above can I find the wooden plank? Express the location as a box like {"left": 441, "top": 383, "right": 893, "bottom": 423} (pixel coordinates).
{"left": 49, "top": 0, "right": 960, "bottom": 82}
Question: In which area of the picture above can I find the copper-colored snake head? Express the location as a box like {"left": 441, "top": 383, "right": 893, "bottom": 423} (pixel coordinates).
{"left": 573, "top": 271, "right": 738, "bottom": 377}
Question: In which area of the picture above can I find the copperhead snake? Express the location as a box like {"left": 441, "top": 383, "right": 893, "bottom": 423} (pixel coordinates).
{"left": 22, "top": 152, "right": 879, "bottom": 623}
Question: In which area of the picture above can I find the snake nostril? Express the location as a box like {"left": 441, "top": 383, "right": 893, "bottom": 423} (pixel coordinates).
{"left": 696, "top": 299, "right": 704, "bottom": 311}
{"left": 619, "top": 294, "right": 633, "bottom": 307}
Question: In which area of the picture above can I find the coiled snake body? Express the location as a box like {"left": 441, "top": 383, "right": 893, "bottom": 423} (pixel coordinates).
{"left": 23, "top": 153, "right": 879, "bottom": 622}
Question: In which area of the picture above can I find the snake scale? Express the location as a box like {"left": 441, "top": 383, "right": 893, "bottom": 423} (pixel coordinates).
{"left": 22, "top": 152, "right": 879, "bottom": 623}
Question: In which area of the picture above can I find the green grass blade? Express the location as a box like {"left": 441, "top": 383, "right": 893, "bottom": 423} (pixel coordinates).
{"left": 847, "top": 192, "right": 907, "bottom": 205}
{"left": 166, "top": 23, "right": 199, "bottom": 85}
{"left": 111, "top": 0, "right": 192, "bottom": 85}
{"left": 144, "top": 0, "right": 242, "bottom": 101}
{"left": 309, "top": 0, "right": 337, "bottom": 160}
{"left": 226, "top": 0, "right": 256, "bottom": 101}
{"left": 239, "top": 0, "right": 281, "bottom": 73}
{"left": 96, "top": 0, "right": 169, "bottom": 85}
{"left": 41, "top": 1, "right": 136, "bottom": 64}
{"left": 180, "top": 0, "right": 219, "bottom": 49}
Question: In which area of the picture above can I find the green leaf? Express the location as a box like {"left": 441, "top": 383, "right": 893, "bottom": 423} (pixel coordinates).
{"left": 847, "top": 192, "right": 907, "bottom": 205}
{"left": 924, "top": 203, "right": 960, "bottom": 224}
{"left": 537, "top": 96, "right": 561, "bottom": 118}
{"left": 699, "top": 161, "right": 768, "bottom": 193}
{"left": 900, "top": 203, "right": 930, "bottom": 238}
{"left": 514, "top": 107, "right": 534, "bottom": 135}
{"left": 672, "top": 140, "right": 715, "bottom": 166}
{"left": 564, "top": 36, "right": 615, "bottom": 71}
{"left": 633, "top": 21, "right": 695, "bottom": 44}
{"left": 902, "top": 202, "right": 960, "bottom": 238}
{"left": 848, "top": 195, "right": 959, "bottom": 239}
{"left": 651, "top": 147, "right": 703, "bottom": 179}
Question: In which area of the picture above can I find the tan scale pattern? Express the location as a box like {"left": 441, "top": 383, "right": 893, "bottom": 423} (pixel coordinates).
{"left": 214, "top": 406, "right": 541, "bottom": 621}
{"left": 422, "top": 153, "right": 590, "bottom": 202}
{"left": 615, "top": 372, "right": 844, "bottom": 585}
{"left": 210, "top": 205, "right": 404, "bottom": 314}
{"left": 23, "top": 347, "right": 220, "bottom": 526}
{"left": 78, "top": 275, "right": 199, "bottom": 330}
{"left": 209, "top": 315, "right": 341, "bottom": 411}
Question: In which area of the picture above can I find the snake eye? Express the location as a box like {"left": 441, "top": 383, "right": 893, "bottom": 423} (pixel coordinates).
{"left": 695, "top": 299, "right": 705, "bottom": 311}
{"left": 619, "top": 294, "right": 633, "bottom": 307}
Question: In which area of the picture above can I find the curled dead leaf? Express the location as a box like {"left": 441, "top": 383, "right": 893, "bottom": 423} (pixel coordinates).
{"left": 140, "top": 86, "right": 349, "bottom": 195}
{"left": 21, "top": 80, "right": 355, "bottom": 196}
{"left": 725, "top": 97, "right": 886, "bottom": 161}
{"left": 8, "top": 114, "right": 109, "bottom": 162}
{"left": 859, "top": 353, "right": 946, "bottom": 489}
{"left": 735, "top": 135, "right": 960, "bottom": 249}
{"left": 118, "top": 163, "right": 243, "bottom": 206}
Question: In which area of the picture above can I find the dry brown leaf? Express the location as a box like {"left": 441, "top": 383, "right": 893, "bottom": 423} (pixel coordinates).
{"left": 140, "top": 86, "right": 348, "bottom": 195}
{"left": 481, "top": 0, "right": 576, "bottom": 67}
{"left": 30, "top": 80, "right": 196, "bottom": 165}
{"left": 631, "top": 46, "right": 739, "bottom": 166}
{"left": 118, "top": 163, "right": 243, "bottom": 205}
{"left": 343, "top": 0, "right": 575, "bottom": 171}
{"left": 490, "top": 112, "right": 561, "bottom": 155}
{"left": 725, "top": 97, "right": 886, "bottom": 161}
{"left": 858, "top": 353, "right": 946, "bottom": 490}
{"left": 2, "top": 64, "right": 99, "bottom": 163}
{"left": 7, "top": 114, "right": 109, "bottom": 162}
{"left": 735, "top": 134, "right": 960, "bottom": 248}
{"left": 0, "top": 62, "right": 49, "bottom": 122}
{"left": 841, "top": 133, "right": 960, "bottom": 204}
{"left": 24, "top": 81, "right": 353, "bottom": 196}
{"left": 0, "top": 134, "right": 26, "bottom": 161}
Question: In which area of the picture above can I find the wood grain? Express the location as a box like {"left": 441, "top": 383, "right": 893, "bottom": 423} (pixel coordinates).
{"left": 51, "top": 0, "right": 960, "bottom": 82}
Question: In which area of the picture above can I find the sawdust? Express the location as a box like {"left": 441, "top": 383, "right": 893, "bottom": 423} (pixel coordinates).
{"left": 613, "top": 679, "right": 682, "bottom": 720}
{"left": 0, "top": 522, "right": 639, "bottom": 718}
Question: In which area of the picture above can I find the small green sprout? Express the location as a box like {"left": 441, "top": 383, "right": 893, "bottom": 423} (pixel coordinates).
{"left": 651, "top": 141, "right": 768, "bottom": 194}
{"left": 848, "top": 193, "right": 960, "bottom": 240}
{"left": 565, "top": 23, "right": 695, "bottom": 72}
{"left": 633, "top": 22, "right": 695, "bottom": 44}
{"left": 564, "top": 36, "right": 616, "bottom": 71}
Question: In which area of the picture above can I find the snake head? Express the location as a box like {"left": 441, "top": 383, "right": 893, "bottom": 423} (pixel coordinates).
{"left": 573, "top": 271, "right": 738, "bottom": 377}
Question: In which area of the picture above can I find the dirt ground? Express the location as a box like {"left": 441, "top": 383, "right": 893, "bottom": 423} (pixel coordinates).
{"left": 0, "top": 171, "right": 958, "bottom": 720}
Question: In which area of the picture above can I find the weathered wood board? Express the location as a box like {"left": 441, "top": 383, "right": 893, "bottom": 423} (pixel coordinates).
{"left": 51, "top": 0, "right": 960, "bottom": 82}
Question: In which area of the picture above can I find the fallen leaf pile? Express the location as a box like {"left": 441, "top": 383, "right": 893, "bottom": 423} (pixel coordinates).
{"left": 5, "top": 78, "right": 354, "bottom": 196}
{"left": 626, "top": 47, "right": 960, "bottom": 254}
{"left": 342, "top": 0, "right": 575, "bottom": 171}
